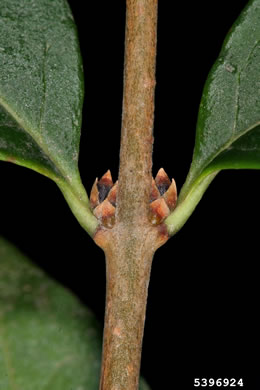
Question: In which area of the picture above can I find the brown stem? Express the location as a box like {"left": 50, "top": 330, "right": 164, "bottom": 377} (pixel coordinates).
{"left": 117, "top": 0, "right": 158, "bottom": 224}
{"left": 94, "top": 1, "right": 168, "bottom": 389}
{"left": 97, "top": 227, "right": 159, "bottom": 390}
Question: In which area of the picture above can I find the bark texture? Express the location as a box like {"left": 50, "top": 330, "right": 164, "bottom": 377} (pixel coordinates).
{"left": 96, "top": 226, "right": 163, "bottom": 390}
{"left": 94, "top": 1, "right": 169, "bottom": 389}
{"left": 117, "top": 0, "right": 158, "bottom": 225}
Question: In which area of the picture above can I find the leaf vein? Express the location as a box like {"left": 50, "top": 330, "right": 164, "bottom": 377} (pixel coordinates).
{"left": 0, "top": 93, "right": 64, "bottom": 179}
{"left": 231, "top": 71, "right": 241, "bottom": 141}
{"left": 39, "top": 42, "right": 51, "bottom": 140}
{"left": 202, "top": 40, "right": 260, "bottom": 170}
{"left": 41, "top": 355, "right": 75, "bottom": 390}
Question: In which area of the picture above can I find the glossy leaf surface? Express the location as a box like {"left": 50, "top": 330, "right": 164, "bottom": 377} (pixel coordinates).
{"left": 0, "top": 0, "right": 83, "bottom": 188}
{"left": 181, "top": 0, "right": 260, "bottom": 197}
{"left": 0, "top": 237, "right": 150, "bottom": 390}
{"left": 0, "top": 0, "right": 99, "bottom": 236}
{"left": 166, "top": 0, "right": 260, "bottom": 234}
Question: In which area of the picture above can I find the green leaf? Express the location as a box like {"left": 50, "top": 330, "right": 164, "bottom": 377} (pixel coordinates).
{"left": 0, "top": 0, "right": 82, "bottom": 184}
{"left": 182, "top": 0, "right": 260, "bottom": 193}
{"left": 0, "top": 0, "right": 98, "bottom": 235}
{"left": 0, "top": 237, "right": 150, "bottom": 390}
{"left": 166, "top": 0, "right": 260, "bottom": 235}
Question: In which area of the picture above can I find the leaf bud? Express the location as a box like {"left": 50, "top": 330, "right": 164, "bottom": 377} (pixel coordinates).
{"left": 93, "top": 199, "right": 116, "bottom": 229}
{"left": 149, "top": 198, "right": 170, "bottom": 225}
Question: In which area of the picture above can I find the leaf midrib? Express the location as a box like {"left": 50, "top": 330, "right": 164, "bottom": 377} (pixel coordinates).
{"left": 182, "top": 120, "right": 260, "bottom": 203}
{"left": 212, "top": 121, "right": 260, "bottom": 163}
{"left": 0, "top": 92, "right": 65, "bottom": 180}
{"left": 0, "top": 92, "right": 91, "bottom": 211}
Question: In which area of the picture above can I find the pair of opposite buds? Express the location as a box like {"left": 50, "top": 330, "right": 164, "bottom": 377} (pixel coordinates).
{"left": 90, "top": 168, "right": 177, "bottom": 228}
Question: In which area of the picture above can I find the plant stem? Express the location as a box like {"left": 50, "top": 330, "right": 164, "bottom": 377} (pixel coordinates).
{"left": 94, "top": 1, "right": 168, "bottom": 389}
{"left": 165, "top": 171, "right": 219, "bottom": 236}
{"left": 117, "top": 0, "right": 158, "bottom": 223}
{"left": 57, "top": 179, "right": 99, "bottom": 237}
{"left": 97, "top": 228, "right": 159, "bottom": 390}
{"left": 95, "top": 223, "right": 167, "bottom": 390}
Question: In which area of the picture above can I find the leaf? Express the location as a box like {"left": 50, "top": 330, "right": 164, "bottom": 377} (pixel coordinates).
{"left": 0, "top": 0, "right": 82, "bottom": 185}
{"left": 165, "top": 0, "right": 260, "bottom": 235}
{"left": 0, "top": 237, "right": 150, "bottom": 390}
{"left": 183, "top": 0, "right": 260, "bottom": 193}
{"left": 0, "top": 0, "right": 98, "bottom": 235}
{"left": 205, "top": 124, "right": 260, "bottom": 171}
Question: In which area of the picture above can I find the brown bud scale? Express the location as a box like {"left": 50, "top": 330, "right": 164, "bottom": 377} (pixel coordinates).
{"left": 90, "top": 168, "right": 177, "bottom": 229}
{"left": 107, "top": 181, "right": 118, "bottom": 207}
{"left": 150, "top": 178, "right": 160, "bottom": 202}
{"left": 163, "top": 179, "right": 177, "bottom": 210}
{"left": 155, "top": 168, "right": 171, "bottom": 196}
{"left": 149, "top": 198, "right": 170, "bottom": 225}
{"left": 97, "top": 170, "right": 113, "bottom": 203}
{"left": 90, "top": 178, "right": 99, "bottom": 209}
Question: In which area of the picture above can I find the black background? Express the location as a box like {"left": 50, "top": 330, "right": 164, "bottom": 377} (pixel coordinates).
{"left": 1, "top": 0, "right": 259, "bottom": 389}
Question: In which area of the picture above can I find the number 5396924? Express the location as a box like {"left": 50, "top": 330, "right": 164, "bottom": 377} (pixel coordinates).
{"left": 194, "top": 378, "right": 243, "bottom": 387}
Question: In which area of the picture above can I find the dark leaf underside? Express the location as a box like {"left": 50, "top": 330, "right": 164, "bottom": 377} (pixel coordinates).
{"left": 0, "top": 237, "right": 150, "bottom": 390}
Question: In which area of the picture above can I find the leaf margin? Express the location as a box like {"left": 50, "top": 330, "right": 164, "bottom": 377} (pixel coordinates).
{"left": 165, "top": 0, "right": 260, "bottom": 236}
